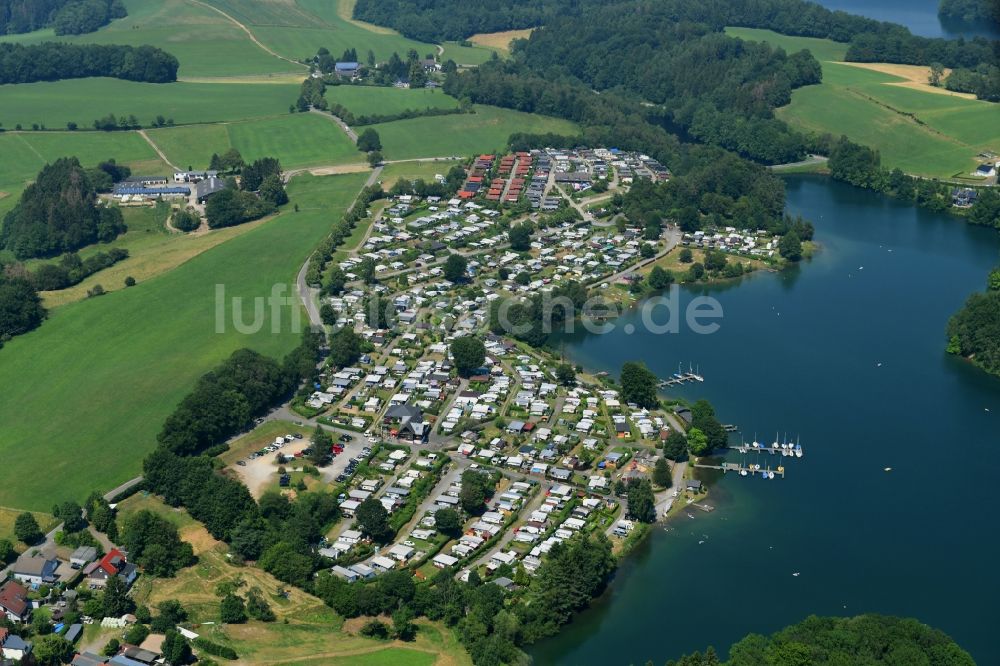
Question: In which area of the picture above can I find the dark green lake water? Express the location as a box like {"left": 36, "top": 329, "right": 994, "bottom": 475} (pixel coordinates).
{"left": 530, "top": 176, "right": 1000, "bottom": 664}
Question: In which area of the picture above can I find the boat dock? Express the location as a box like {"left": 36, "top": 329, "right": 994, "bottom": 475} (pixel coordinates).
{"left": 694, "top": 462, "right": 787, "bottom": 478}
{"left": 725, "top": 442, "right": 803, "bottom": 457}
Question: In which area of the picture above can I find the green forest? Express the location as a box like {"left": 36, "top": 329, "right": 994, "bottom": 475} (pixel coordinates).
{"left": 0, "top": 43, "right": 179, "bottom": 84}
{"left": 667, "top": 614, "right": 975, "bottom": 666}
{"left": 0, "top": 0, "right": 125, "bottom": 35}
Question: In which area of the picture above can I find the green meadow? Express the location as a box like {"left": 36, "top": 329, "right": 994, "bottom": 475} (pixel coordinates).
{"left": 0, "top": 78, "right": 300, "bottom": 130}
{"left": 725, "top": 27, "right": 1000, "bottom": 178}
{"left": 440, "top": 41, "right": 503, "bottom": 66}
{"left": 0, "top": 172, "right": 368, "bottom": 511}
{"left": 325, "top": 85, "right": 460, "bottom": 116}
{"left": 0, "top": 0, "right": 302, "bottom": 78}
{"left": 0, "top": 131, "right": 168, "bottom": 216}
{"left": 147, "top": 113, "right": 361, "bottom": 171}
{"left": 371, "top": 105, "right": 578, "bottom": 161}
{"left": 377, "top": 159, "right": 465, "bottom": 189}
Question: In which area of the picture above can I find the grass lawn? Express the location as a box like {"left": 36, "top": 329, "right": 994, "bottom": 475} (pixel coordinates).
{"left": 0, "top": 0, "right": 302, "bottom": 78}
{"left": 0, "top": 172, "right": 369, "bottom": 512}
{"left": 147, "top": 113, "right": 360, "bottom": 171}
{"left": 725, "top": 27, "right": 1000, "bottom": 178}
{"left": 325, "top": 86, "right": 460, "bottom": 116}
{"left": 377, "top": 159, "right": 465, "bottom": 189}
{"left": 0, "top": 78, "right": 301, "bottom": 130}
{"left": 372, "top": 105, "right": 578, "bottom": 161}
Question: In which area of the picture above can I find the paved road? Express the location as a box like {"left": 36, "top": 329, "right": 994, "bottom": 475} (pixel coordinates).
{"left": 296, "top": 165, "right": 384, "bottom": 328}
{"left": 586, "top": 226, "right": 683, "bottom": 287}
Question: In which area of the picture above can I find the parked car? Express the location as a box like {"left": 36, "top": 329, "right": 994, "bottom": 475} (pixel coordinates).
{"left": 339, "top": 434, "right": 353, "bottom": 443}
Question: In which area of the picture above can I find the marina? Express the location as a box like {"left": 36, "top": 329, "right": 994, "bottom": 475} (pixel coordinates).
{"left": 658, "top": 362, "right": 705, "bottom": 386}
{"left": 693, "top": 461, "right": 787, "bottom": 479}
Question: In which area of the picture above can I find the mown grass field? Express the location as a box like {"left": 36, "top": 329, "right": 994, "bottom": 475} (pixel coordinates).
{"left": 439, "top": 41, "right": 501, "bottom": 66}
{"left": 147, "top": 113, "right": 361, "bottom": 171}
{"left": 0, "top": 130, "right": 169, "bottom": 217}
{"left": 725, "top": 27, "right": 1000, "bottom": 178}
{"left": 325, "top": 86, "right": 460, "bottom": 116}
{"left": 0, "top": 172, "right": 368, "bottom": 511}
{"left": 236, "top": 0, "right": 436, "bottom": 64}
{"left": 0, "top": 0, "right": 302, "bottom": 78}
{"left": 372, "top": 105, "right": 578, "bottom": 161}
{"left": 0, "top": 78, "right": 301, "bottom": 130}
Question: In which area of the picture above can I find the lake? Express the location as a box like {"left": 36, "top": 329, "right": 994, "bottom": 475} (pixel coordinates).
{"left": 813, "top": 0, "right": 1000, "bottom": 39}
{"left": 530, "top": 176, "right": 1000, "bottom": 664}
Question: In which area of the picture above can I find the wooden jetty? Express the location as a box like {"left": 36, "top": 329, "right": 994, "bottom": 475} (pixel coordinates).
{"left": 694, "top": 462, "right": 786, "bottom": 478}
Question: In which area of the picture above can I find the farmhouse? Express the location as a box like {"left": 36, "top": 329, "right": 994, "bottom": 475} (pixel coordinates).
{"left": 83, "top": 549, "right": 137, "bottom": 589}
{"left": 195, "top": 177, "right": 227, "bottom": 203}
{"left": 11, "top": 554, "right": 60, "bottom": 586}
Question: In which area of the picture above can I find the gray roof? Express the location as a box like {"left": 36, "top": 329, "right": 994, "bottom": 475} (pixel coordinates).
{"left": 71, "top": 546, "right": 97, "bottom": 562}
{"left": 196, "top": 177, "right": 227, "bottom": 199}
{"left": 72, "top": 653, "right": 107, "bottom": 666}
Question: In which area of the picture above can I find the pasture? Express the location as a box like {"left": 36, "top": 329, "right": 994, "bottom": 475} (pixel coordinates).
{"left": 325, "top": 85, "right": 459, "bottom": 116}
{"left": 0, "top": 172, "right": 368, "bottom": 511}
{"left": 371, "top": 105, "right": 578, "bottom": 161}
{"left": 0, "top": 130, "right": 168, "bottom": 217}
{"left": 0, "top": 0, "right": 301, "bottom": 78}
{"left": 146, "top": 113, "right": 361, "bottom": 171}
{"left": 725, "top": 27, "right": 1000, "bottom": 178}
{"left": 0, "top": 78, "right": 300, "bottom": 130}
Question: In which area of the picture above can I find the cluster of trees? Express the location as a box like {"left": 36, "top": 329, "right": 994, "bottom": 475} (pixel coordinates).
{"left": 2, "top": 157, "right": 127, "bottom": 259}
{"left": 939, "top": 0, "right": 1000, "bottom": 24}
{"left": 620, "top": 361, "right": 659, "bottom": 409}
{"left": 30, "top": 248, "right": 128, "bottom": 291}
{"left": 625, "top": 477, "right": 656, "bottom": 522}
{"left": 203, "top": 156, "right": 286, "bottom": 228}
{"left": 451, "top": 335, "right": 486, "bottom": 377}
{"left": 121, "top": 510, "right": 195, "bottom": 577}
{"left": 487, "top": 279, "right": 589, "bottom": 347}
{"left": 0, "top": 265, "right": 46, "bottom": 346}
{"left": 157, "top": 348, "right": 303, "bottom": 456}
{"left": 667, "top": 614, "right": 974, "bottom": 665}
{"left": 944, "top": 63, "right": 1000, "bottom": 102}
{"left": 947, "top": 266, "right": 1000, "bottom": 377}
{"left": 208, "top": 148, "right": 246, "bottom": 174}
{"left": 0, "top": 43, "right": 178, "bottom": 84}
{"left": 0, "top": 0, "right": 125, "bottom": 34}
{"left": 171, "top": 208, "right": 200, "bottom": 232}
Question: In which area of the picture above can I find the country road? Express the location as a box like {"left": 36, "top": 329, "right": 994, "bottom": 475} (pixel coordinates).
{"left": 295, "top": 165, "right": 383, "bottom": 328}
{"left": 769, "top": 154, "right": 829, "bottom": 171}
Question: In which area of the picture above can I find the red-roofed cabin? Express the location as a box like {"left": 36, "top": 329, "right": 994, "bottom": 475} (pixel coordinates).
{"left": 458, "top": 191, "right": 475, "bottom": 199}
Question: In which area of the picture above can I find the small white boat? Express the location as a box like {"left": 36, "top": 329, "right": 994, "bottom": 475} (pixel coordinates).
{"left": 792, "top": 572, "right": 801, "bottom": 577}
{"left": 740, "top": 469, "right": 748, "bottom": 476}
{"left": 768, "top": 471, "right": 775, "bottom": 479}
{"left": 884, "top": 467, "right": 892, "bottom": 472}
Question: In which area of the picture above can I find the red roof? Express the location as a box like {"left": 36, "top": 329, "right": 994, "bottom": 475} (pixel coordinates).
{"left": 0, "top": 581, "right": 29, "bottom": 618}
{"left": 98, "top": 549, "right": 126, "bottom": 577}
{"left": 523, "top": 422, "right": 536, "bottom": 431}
{"left": 458, "top": 191, "right": 475, "bottom": 199}
{"left": 468, "top": 176, "right": 483, "bottom": 182}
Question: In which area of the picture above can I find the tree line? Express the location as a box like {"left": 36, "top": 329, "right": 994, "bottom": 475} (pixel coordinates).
{"left": 0, "top": 0, "right": 124, "bottom": 35}
{"left": 0, "top": 42, "right": 179, "bottom": 84}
